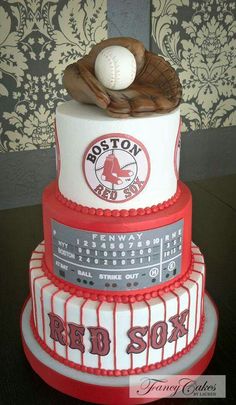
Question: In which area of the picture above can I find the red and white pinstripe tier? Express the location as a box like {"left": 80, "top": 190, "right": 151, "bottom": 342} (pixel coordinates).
{"left": 29, "top": 241, "right": 205, "bottom": 375}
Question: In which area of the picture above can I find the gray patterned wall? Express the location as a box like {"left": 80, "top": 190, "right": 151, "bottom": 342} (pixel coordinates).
{"left": 0, "top": 0, "right": 107, "bottom": 152}
{"left": 151, "top": 0, "right": 236, "bottom": 132}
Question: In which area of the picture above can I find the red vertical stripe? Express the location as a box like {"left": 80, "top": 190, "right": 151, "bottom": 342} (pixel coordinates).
{"left": 181, "top": 284, "right": 191, "bottom": 346}
{"left": 30, "top": 258, "right": 43, "bottom": 263}
{"left": 80, "top": 300, "right": 87, "bottom": 366}
{"left": 29, "top": 265, "right": 41, "bottom": 321}
{"left": 96, "top": 302, "right": 103, "bottom": 369}
{"left": 32, "top": 274, "right": 45, "bottom": 330}
{"left": 40, "top": 282, "right": 52, "bottom": 343}
{"left": 145, "top": 300, "right": 151, "bottom": 366}
{"left": 50, "top": 289, "right": 59, "bottom": 352}
{"left": 202, "top": 265, "right": 206, "bottom": 315}
{"left": 129, "top": 303, "right": 133, "bottom": 370}
{"left": 64, "top": 295, "right": 73, "bottom": 360}
{"left": 113, "top": 302, "right": 117, "bottom": 370}
{"left": 192, "top": 267, "right": 205, "bottom": 317}
{"left": 29, "top": 266, "right": 42, "bottom": 271}
{"left": 171, "top": 290, "right": 180, "bottom": 356}
{"left": 32, "top": 250, "right": 44, "bottom": 256}
{"left": 189, "top": 278, "right": 199, "bottom": 336}
{"left": 158, "top": 295, "right": 166, "bottom": 362}
{"left": 194, "top": 255, "right": 204, "bottom": 264}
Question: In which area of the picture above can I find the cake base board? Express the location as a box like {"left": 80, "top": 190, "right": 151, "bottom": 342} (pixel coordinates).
{"left": 21, "top": 292, "right": 218, "bottom": 404}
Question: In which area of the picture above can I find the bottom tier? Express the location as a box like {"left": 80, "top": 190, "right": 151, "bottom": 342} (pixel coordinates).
{"left": 29, "top": 242, "right": 205, "bottom": 375}
{"left": 21, "top": 293, "right": 218, "bottom": 404}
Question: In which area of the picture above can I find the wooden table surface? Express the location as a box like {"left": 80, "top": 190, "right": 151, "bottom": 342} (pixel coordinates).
{"left": 1, "top": 175, "right": 235, "bottom": 404}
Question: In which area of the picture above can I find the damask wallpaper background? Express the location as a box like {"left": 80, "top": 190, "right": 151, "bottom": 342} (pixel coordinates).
{"left": 152, "top": 0, "right": 236, "bottom": 132}
{"left": 0, "top": 0, "right": 235, "bottom": 153}
{"left": 0, "top": 0, "right": 107, "bottom": 152}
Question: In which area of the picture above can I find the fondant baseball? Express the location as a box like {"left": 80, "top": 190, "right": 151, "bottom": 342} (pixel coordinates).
{"left": 94, "top": 45, "right": 136, "bottom": 90}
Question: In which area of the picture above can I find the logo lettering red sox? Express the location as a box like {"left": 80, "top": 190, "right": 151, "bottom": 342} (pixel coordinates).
{"left": 48, "top": 309, "right": 189, "bottom": 356}
{"left": 83, "top": 133, "right": 150, "bottom": 203}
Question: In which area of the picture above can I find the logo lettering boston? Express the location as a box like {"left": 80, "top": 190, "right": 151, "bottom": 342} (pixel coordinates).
{"left": 83, "top": 133, "right": 150, "bottom": 203}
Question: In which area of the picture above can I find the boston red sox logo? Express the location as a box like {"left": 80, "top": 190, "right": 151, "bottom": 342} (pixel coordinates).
{"left": 83, "top": 133, "right": 150, "bottom": 203}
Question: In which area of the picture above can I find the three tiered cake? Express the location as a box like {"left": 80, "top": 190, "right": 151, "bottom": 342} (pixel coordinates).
{"left": 21, "top": 38, "right": 218, "bottom": 404}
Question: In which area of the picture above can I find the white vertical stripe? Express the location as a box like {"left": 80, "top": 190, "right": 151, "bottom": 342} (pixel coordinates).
{"left": 174, "top": 287, "right": 188, "bottom": 353}
{"left": 53, "top": 291, "right": 70, "bottom": 357}
{"left": 82, "top": 300, "right": 99, "bottom": 368}
{"left": 35, "top": 278, "right": 50, "bottom": 340}
{"left": 43, "top": 284, "right": 58, "bottom": 350}
{"left": 116, "top": 304, "right": 131, "bottom": 369}
{"left": 99, "top": 302, "right": 115, "bottom": 370}
{"left": 66, "top": 296, "right": 85, "bottom": 364}
{"left": 163, "top": 292, "right": 178, "bottom": 360}
{"left": 30, "top": 268, "right": 43, "bottom": 325}
{"left": 183, "top": 280, "right": 197, "bottom": 343}
{"left": 148, "top": 297, "right": 165, "bottom": 365}
{"left": 131, "top": 302, "right": 149, "bottom": 368}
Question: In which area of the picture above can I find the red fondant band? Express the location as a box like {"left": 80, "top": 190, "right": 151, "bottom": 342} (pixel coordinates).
{"left": 30, "top": 310, "right": 205, "bottom": 377}
{"left": 43, "top": 181, "right": 192, "bottom": 291}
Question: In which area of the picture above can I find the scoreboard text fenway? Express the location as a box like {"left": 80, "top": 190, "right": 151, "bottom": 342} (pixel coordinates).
{"left": 52, "top": 219, "right": 183, "bottom": 291}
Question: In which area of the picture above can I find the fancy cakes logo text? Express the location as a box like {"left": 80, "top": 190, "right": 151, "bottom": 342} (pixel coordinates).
{"left": 83, "top": 134, "right": 150, "bottom": 203}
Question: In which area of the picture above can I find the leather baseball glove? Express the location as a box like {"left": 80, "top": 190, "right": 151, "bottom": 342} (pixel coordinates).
{"left": 63, "top": 37, "right": 182, "bottom": 118}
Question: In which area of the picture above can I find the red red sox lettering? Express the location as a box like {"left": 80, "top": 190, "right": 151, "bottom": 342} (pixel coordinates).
{"left": 48, "top": 309, "right": 189, "bottom": 356}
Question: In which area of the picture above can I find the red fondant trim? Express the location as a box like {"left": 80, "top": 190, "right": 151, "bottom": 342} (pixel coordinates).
{"left": 41, "top": 254, "right": 194, "bottom": 304}
{"left": 30, "top": 310, "right": 205, "bottom": 377}
{"left": 32, "top": 251, "right": 44, "bottom": 257}
{"left": 55, "top": 184, "right": 181, "bottom": 217}
{"left": 22, "top": 326, "right": 217, "bottom": 403}
{"left": 43, "top": 181, "right": 192, "bottom": 285}
{"left": 30, "top": 266, "right": 42, "bottom": 272}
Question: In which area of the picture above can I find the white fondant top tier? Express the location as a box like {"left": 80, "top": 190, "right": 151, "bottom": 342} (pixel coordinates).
{"left": 55, "top": 100, "right": 181, "bottom": 210}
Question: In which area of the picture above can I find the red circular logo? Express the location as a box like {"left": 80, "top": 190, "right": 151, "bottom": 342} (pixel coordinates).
{"left": 83, "top": 133, "right": 150, "bottom": 203}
